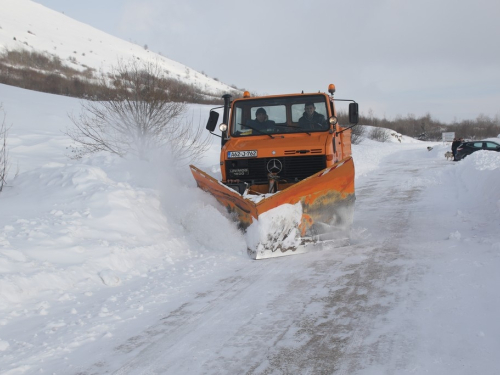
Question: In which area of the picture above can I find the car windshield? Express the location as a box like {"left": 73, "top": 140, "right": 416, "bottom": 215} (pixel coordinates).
{"left": 230, "top": 95, "right": 329, "bottom": 137}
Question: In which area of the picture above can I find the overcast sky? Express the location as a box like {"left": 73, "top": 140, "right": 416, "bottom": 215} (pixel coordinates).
{"left": 34, "top": 0, "right": 500, "bottom": 123}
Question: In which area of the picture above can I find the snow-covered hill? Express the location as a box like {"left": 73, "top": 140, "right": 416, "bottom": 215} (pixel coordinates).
{"left": 0, "top": 0, "right": 237, "bottom": 95}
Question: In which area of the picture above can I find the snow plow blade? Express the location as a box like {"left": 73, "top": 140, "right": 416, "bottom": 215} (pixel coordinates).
{"left": 190, "top": 157, "right": 355, "bottom": 259}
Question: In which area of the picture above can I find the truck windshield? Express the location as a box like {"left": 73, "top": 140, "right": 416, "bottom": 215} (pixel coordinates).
{"left": 231, "top": 95, "right": 329, "bottom": 137}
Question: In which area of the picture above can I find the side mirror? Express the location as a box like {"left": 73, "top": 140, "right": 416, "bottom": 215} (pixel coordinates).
{"left": 349, "top": 103, "right": 359, "bottom": 124}
{"left": 206, "top": 111, "right": 220, "bottom": 132}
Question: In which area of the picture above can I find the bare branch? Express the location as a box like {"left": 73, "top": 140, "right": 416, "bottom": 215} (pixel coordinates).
{"left": 0, "top": 104, "right": 9, "bottom": 192}
{"left": 65, "top": 59, "right": 212, "bottom": 163}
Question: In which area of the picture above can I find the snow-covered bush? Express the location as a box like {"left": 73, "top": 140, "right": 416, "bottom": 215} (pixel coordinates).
{"left": 369, "top": 126, "right": 390, "bottom": 142}
{"left": 66, "top": 59, "right": 211, "bottom": 163}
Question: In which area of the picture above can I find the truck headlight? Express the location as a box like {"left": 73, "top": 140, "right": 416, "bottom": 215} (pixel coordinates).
{"left": 219, "top": 123, "right": 228, "bottom": 132}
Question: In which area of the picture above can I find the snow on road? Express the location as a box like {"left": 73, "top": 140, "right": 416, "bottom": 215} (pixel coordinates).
{"left": 0, "top": 83, "right": 499, "bottom": 374}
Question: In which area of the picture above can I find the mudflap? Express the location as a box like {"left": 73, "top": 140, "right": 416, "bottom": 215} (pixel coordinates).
{"left": 190, "top": 157, "right": 355, "bottom": 260}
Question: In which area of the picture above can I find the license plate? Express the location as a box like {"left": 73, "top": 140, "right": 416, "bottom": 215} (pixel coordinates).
{"left": 227, "top": 150, "right": 257, "bottom": 158}
{"left": 229, "top": 168, "right": 249, "bottom": 176}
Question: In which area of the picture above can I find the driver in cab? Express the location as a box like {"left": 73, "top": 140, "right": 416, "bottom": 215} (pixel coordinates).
{"left": 245, "top": 108, "right": 275, "bottom": 133}
{"left": 299, "top": 102, "right": 326, "bottom": 130}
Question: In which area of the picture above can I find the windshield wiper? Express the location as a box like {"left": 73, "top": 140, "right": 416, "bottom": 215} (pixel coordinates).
{"left": 238, "top": 123, "right": 274, "bottom": 138}
{"left": 271, "top": 124, "right": 309, "bottom": 134}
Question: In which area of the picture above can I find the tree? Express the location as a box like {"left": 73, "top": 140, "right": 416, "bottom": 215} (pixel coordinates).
{"left": 0, "top": 104, "right": 9, "bottom": 192}
{"left": 66, "top": 59, "right": 211, "bottom": 163}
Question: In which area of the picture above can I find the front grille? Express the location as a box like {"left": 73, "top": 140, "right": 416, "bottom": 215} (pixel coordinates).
{"left": 284, "top": 148, "right": 323, "bottom": 155}
{"left": 226, "top": 155, "right": 326, "bottom": 183}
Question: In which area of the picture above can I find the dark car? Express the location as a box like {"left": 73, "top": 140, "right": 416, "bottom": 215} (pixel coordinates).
{"left": 455, "top": 138, "right": 500, "bottom": 161}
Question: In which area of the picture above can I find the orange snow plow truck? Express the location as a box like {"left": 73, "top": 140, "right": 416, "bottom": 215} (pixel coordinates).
{"left": 190, "top": 84, "right": 359, "bottom": 259}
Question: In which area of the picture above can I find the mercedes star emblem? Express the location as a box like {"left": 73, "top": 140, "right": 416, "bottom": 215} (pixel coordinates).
{"left": 267, "top": 159, "right": 283, "bottom": 174}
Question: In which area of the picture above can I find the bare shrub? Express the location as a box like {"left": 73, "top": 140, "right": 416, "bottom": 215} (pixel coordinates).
{"left": 66, "top": 59, "right": 212, "bottom": 163}
{"left": 337, "top": 109, "right": 365, "bottom": 144}
{"left": 351, "top": 125, "right": 366, "bottom": 145}
{"left": 1, "top": 50, "right": 69, "bottom": 73}
{"left": 0, "top": 50, "right": 238, "bottom": 104}
{"left": 0, "top": 104, "right": 9, "bottom": 192}
{"left": 369, "top": 127, "right": 390, "bottom": 142}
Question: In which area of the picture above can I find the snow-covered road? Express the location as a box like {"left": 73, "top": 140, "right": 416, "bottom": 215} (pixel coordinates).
{"left": 81, "top": 149, "right": 497, "bottom": 375}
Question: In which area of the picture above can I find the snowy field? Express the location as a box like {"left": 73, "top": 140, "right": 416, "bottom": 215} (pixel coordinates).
{"left": 0, "top": 83, "right": 500, "bottom": 374}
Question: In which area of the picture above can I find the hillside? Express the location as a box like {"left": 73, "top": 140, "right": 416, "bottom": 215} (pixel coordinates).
{"left": 0, "top": 0, "right": 240, "bottom": 101}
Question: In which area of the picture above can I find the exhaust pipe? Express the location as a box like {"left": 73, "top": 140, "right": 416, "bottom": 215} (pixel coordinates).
{"left": 221, "top": 94, "right": 232, "bottom": 146}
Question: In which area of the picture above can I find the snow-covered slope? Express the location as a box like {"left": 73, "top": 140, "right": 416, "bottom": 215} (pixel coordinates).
{"left": 0, "top": 0, "right": 236, "bottom": 95}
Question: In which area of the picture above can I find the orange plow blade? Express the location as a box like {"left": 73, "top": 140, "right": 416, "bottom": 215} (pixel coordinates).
{"left": 190, "top": 157, "right": 355, "bottom": 259}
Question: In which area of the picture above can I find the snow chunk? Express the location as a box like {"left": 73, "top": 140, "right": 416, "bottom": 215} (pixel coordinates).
{"left": 71, "top": 165, "right": 110, "bottom": 188}
{"left": 244, "top": 191, "right": 274, "bottom": 204}
{"left": 246, "top": 202, "right": 303, "bottom": 252}
{"left": 37, "top": 301, "right": 50, "bottom": 315}
{"left": 448, "top": 231, "right": 462, "bottom": 241}
{"left": 98, "top": 270, "right": 122, "bottom": 287}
